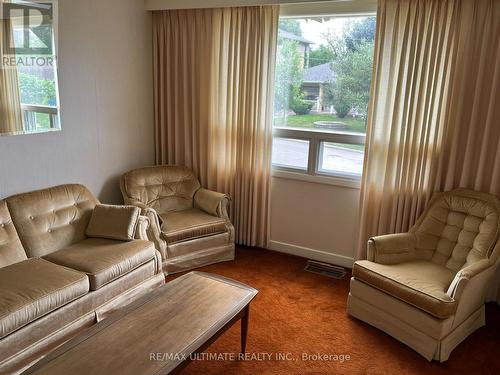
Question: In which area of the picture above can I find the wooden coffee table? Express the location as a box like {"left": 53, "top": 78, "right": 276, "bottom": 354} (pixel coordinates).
{"left": 24, "top": 272, "right": 258, "bottom": 375}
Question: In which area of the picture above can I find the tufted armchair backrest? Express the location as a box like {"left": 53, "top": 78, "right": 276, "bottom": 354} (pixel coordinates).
{"left": 121, "top": 165, "right": 201, "bottom": 215}
{"left": 6, "top": 184, "right": 98, "bottom": 258}
{"left": 0, "top": 200, "right": 27, "bottom": 268}
{"left": 411, "top": 189, "right": 500, "bottom": 272}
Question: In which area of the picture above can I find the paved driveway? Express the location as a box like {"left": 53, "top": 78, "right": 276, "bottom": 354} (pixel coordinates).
{"left": 272, "top": 138, "right": 364, "bottom": 175}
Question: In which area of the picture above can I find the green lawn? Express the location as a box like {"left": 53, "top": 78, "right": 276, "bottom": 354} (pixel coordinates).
{"left": 273, "top": 113, "right": 367, "bottom": 134}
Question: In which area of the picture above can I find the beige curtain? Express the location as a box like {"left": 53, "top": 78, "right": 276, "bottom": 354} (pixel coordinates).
{"left": 357, "top": 0, "right": 500, "bottom": 302}
{"left": 434, "top": 0, "right": 500, "bottom": 195}
{"left": 0, "top": 0, "right": 23, "bottom": 134}
{"left": 153, "top": 6, "right": 278, "bottom": 247}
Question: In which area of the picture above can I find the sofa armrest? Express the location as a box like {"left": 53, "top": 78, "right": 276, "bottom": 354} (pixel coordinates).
{"left": 135, "top": 215, "right": 150, "bottom": 240}
{"left": 121, "top": 194, "right": 168, "bottom": 259}
{"left": 367, "top": 233, "right": 416, "bottom": 264}
{"left": 447, "top": 259, "right": 493, "bottom": 300}
{"left": 194, "top": 188, "right": 230, "bottom": 218}
{"left": 132, "top": 213, "right": 163, "bottom": 274}
{"left": 139, "top": 207, "right": 167, "bottom": 257}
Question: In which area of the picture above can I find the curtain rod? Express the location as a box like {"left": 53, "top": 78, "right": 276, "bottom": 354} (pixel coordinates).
{"left": 144, "top": 0, "right": 377, "bottom": 12}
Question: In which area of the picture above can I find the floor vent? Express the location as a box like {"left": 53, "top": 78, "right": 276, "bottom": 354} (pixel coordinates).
{"left": 304, "top": 260, "right": 346, "bottom": 279}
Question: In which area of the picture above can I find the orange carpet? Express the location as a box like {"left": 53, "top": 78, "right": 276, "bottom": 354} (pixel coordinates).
{"left": 169, "top": 247, "right": 500, "bottom": 375}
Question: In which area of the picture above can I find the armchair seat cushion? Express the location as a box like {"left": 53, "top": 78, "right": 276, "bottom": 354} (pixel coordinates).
{"left": 0, "top": 258, "right": 89, "bottom": 339}
{"left": 353, "top": 260, "right": 457, "bottom": 319}
{"left": 44, "top": 238, "right": 155, "bottom": 291}
{"left": 160, "top": 208, "right": 227, "bottom": 244}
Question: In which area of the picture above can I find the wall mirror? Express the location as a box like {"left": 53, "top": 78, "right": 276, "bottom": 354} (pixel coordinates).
{"left": 0, "top": 0, "right": 60, "bottom": 136}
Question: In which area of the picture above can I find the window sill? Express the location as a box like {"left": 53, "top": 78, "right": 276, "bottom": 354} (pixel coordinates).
{"left": 271, "top": 169, "right": 361, "bottom": 189}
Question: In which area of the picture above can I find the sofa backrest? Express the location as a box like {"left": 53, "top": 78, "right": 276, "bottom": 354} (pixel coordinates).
{"left": 121, "top": 165, "right": 201, "bottom": 214}
{"left": 412, "top": 189, "right": 500, "bottom": 272}
{"left": 6, "top": 184, "right": 98, "bottom": 258}
{"left": 0, "top": 200, "right": 27, "bottom": 268}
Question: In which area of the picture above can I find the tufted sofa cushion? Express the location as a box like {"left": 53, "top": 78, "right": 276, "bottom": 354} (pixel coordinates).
{"left": 0, "top": 200, "right": 27, "bottom": 268}
{"left": 411, "top": 190, "right": 500, "bottom": 272}
{"left": 6, "top": 184, "right": 99, "bottom": 258}
{"left": 121, "top": 165, "right": 201, "bottom": 214}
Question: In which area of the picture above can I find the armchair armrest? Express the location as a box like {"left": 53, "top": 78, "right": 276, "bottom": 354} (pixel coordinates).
{"left": 121, "top": 193, "right": 167, "bottom": 257}
{"left": 194, "top": 188, "right": 230, "bottom": 218}
{"left": 367, "top": 233, "right": 416, "bottom": 264}
{"left": 135, "top": 215, "right": 150, "bottom": 240}
{"left": 140, "top": 207, "right": 167, "bottom": 257}
{"left": 122, "top": 197, "right": 149, "bottom": 211}
{"left": 134, "top": 214, "right": 164, "bottom": 275}
{"left": 123, "top": 196, "right": 167, "bottom": 257}
{"left": 447, "top": 259, "right": 493, "bottom": 300}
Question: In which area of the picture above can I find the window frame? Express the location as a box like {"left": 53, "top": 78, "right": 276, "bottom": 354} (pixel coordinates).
{"left": 271, "top": 135, "right": 310, "bottom": 172}
{"left": 10, "top": 0, "right": 61, "bottom": 133}
{"left": 272, "top": 127, "right": 365, "bottom": 188}
{"left": 271, "top": 8, "right": 375, "bottom": 188}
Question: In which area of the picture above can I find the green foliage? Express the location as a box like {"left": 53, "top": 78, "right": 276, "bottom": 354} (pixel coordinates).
{"left": 274, "top": 39, "right": 303, "bottom": 115}
{"left": 274, "top": 16, "right": 375, "bottom": 121}
{"left": 290, "top": 98, "right": 314, "bottom": 115}
{"left": 308, "top": 45, "right": 335, "bottom": 67}
{"left": 332, "top": 99, "right": 351, "bottom": 118}
{"left": 344, "top": 17, "right": 376, "bottom": 52}
{"left": 320, "top": 17, "right": 375, "bottom": 118}
{"left": 322, "top": 80, "right": 350, "bottom": 118}
{"left": 279, "top": 19, "right": 303, "bottom": 36}
{"left": 18, "top": 72, "right": 56, "bottom": 106}
{"left": 332, "top": 42, "right": 374, "bottom": 115}
{"left": 321, "top": 28, "right": 349, "bottom": 61}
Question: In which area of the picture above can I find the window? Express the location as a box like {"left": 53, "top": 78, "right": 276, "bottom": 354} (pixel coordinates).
{"left": 272, "top": 137, "right": 309, "bottom": 171}
{"left": 272, "top": 14, "right": 375, "bottom": 184}
{"left": 318, "top": 141, "right": 364, "bottom": 177}
{"left": 6, "top": 1, "right": 60, "bottom": 133}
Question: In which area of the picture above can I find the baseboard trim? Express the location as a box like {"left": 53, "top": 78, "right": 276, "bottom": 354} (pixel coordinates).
{"left": 268, "top": 240, "right": 355, "bottom": 269}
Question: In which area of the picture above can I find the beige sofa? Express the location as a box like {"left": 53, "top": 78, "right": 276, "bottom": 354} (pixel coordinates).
{"left": 348, "top": 189, "right": 500, "bottom": 362}
{"left": 0, "top": 184, "right": 165, "bottom": 374}
{"left": 120, "top": 165, "right": 235, "bottom": 274}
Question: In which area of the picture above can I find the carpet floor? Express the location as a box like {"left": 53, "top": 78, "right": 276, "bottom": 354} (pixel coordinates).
{"left": 169, "top": 247, "right": 500, "bottom": 375}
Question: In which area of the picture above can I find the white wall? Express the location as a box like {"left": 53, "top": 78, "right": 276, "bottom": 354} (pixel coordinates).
{"left": 0, "top": 0, "right": 154, "bottom": 203}
{"left": 270, "top": 176, "right": 360, "bottom": 267}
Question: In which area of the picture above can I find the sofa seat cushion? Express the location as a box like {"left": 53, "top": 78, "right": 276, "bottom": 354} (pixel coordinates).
{"left": 352, "top": 260, "right": 457, "bottom": 319}
{"left": 160, "top": 208, "right": 227, "bottom": 244}
{"left": 44, "top": 238, "right": 155, "bottom": 291}
{"left": 0, "top": 258, "right": 89, "bottom": 339}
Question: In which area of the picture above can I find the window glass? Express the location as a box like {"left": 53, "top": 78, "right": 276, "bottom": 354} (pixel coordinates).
{"left": 318, "top": 141, "right": 364, "bottom": 177}
{"left": 5, "top": 0, "right": 60, "bottom": 132}
{"left": 272, "top": 15, "right": 375, "bottom": 179}
{"left": 274, "top": 16, "right": 375, "bottom": 134}
{"left": 272, "top": 138, "right": 310, "bottom": 171}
